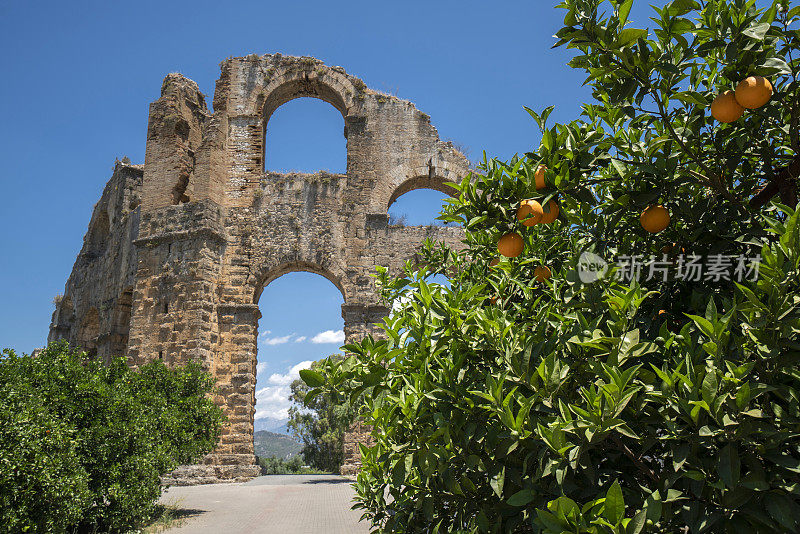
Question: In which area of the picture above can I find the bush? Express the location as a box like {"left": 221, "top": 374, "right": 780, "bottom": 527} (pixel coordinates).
{"left": 306, "top": 1, "right": 800, "bottom": 531}
{"left": 0, "top": 342, "right": 223, "bottom": 533}
{"left": 257, "top": 455, "right": 327, "bottom": 475}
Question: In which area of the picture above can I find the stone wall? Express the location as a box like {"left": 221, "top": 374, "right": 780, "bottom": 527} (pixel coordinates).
{"left": 49, "top": 161, "right": 142, "bottom": 363}
{"left": 50, "top": 53, "right": 469, "bottom": 483}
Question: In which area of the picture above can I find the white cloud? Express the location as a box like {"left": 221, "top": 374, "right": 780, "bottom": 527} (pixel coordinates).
{"left": 258, "top": 329, "right": 272, "bottom": 338}
{"left": 254, "top": 360, "right": 313, "bottom": 421}
{"left": 294, "top": 336, "right": 307, "bottom": 343}
{"left": 261, "top": 334, "right": 293, "bottom": 346}
{"left": 256, "top": 362, "right": 267, "bottom": 376}
{"left": 311, "top": 329, "right": 345, "bottom": 344}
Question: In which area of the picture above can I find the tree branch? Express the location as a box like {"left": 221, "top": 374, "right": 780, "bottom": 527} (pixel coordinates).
{"left": 749, "top": 155, "right": 800, "bottom": 209}
{"left": 611, "top": 434, "right": 659, "bottom": 483}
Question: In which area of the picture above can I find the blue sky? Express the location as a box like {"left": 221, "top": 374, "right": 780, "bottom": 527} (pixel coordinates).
{"left": 0, "top": 0, "right": 666, "bottom": 425}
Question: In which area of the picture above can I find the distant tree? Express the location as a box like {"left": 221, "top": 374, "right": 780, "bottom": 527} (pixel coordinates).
{"left": 288, "top": 355, "right": 357, "bottom": 473}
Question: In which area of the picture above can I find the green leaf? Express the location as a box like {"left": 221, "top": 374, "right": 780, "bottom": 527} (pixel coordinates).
{"left": 743, "top": 22, "right": 770, "bottom": 41}
{"left": 673, "top": 91, "right": 709, "bottom": 106}
{"left": 618, "top": 0, "right": 633, "bottom": 27}
{"left": 490, "top": 466, "right": 505, "bottom": 498}
{"left": 299, "top": 369, "right": 325, "bottom": 387}
{"left": 627, "top": 509, "right": 647, "bottom": 534}
{"left": 718, "top": 444, "right": 740, "bottom": 488}
{"left": 507, "top": 489, "right": 535, "bottom": 507}
{"left": 686, "top": 314, "right": 714, "bottom": 339}
{"left": 702, "top": 371, "right": 718, "bottom": 405}
{"left": 618, "top": 28, "right": 647, "bottom": 46}
{"left": 766, "top": 493, "right": 799, "bottom": 530}
{"left": 604, "top": 480, "right": 625, "bottom": 525}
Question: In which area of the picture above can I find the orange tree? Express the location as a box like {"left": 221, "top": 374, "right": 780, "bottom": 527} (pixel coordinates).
{"left": 302, "top": 0, "right": 800, "bottom": 532}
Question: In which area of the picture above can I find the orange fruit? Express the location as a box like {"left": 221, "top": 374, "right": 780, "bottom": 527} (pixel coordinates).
{"left": 641, "top": 205, "right": 670, "bottom": 233}
{"left": 535, "top": 165, "right": 547, "bottom": 191}
{"left": 710, "top": 90, "right": 744, "bottom": 123}
{"left": 540, "top": 200, "right": 559, "bottom": 224}
{"left": 517, "top": 199, "right": 543, "bottom": 226}
{"left": 735, "top": 76, "right": 772, "bottom": 109}
{"left": 534, "top": 265, "right": 552, "bottom": 282}
{"left": 498, "top": 232, "right": 524, "bottom": 258}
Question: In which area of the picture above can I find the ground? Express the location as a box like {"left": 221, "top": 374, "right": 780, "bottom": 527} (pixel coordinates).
{"left": 158, "top": 475, "right": 371, "bottom": 533}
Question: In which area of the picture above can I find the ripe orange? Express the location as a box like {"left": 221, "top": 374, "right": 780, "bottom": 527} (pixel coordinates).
{"left": 498, "top": 232, "right": 524, "bottom": 258}
{"left": 640, "top": 205, "right": 670, "bottom": 233}
{"left": 540, "top": 200, "right": 560, "bottom": 224}
{"left": 735, "top": 76, "right": 772, "bottom": 109}
{"left": 710, "top": 90, "right": 743, "bottom": 123}
{"left": 517, "top": 199, "right": 543, "bottom": 226}
{"left": 535, "top": 165, "right": 547, "bottom": 191}
{"left": 534, "top": 265, "right": 552, "bottom": 282}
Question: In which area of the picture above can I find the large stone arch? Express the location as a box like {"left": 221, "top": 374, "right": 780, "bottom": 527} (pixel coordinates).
{"left": 52, "top": 54, "right": 472, "bottom": 485}
{"left": 253, "top": 260, "right": 348, "bottom": 304}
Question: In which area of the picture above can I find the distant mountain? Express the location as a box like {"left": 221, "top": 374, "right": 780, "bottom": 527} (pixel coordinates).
{"left": 254, "top": 430, "right": 302, "bottom": 460}
{"left": 266, "top": 422, "right": 290, "bottom": 435}
{"left": 254, "top": 417, "right": 290, "bottom": 434}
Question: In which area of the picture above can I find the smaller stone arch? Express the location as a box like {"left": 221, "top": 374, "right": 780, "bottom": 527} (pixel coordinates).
{"left": 261, "top": 77, "right": 348, "bottom": 124}
{"left": 257, "top": 65, "right": 356, "bottom": 174}
{"left": 109, "top": 286, "right": 134, "bottom": 357}
{"left": 76, "top": 307, "right": 100, "bottom": 359}
{"left": 86, "top": 209, "right": 110, "bottom": 259}
{"left": 48, "top": 295, "right": 76, "bottom": 345}
{"left": 387, "top": 174, "right": 460, "bottom": 209}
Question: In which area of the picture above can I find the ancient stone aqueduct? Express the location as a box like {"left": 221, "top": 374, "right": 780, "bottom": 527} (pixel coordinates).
{"left": 48, "top": 54, "right": 468, "bottom": 483}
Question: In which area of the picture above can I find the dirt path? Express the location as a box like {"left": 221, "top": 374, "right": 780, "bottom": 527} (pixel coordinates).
{"left": 159, "top": 475, "right": 372, "bottom": 533}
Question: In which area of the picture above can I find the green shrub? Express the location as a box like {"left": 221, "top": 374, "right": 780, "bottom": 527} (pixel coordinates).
{"left": 0, "top": 342, "right": 223, "bottom": 533}
{"left": 0, "top": 383, "right": 90, "bottom": 532}
{"left": 257, "top": 455, "right": 327, "bottom": 475}
{"left": 305, "top": 1, "right": 800, "bottom": 531}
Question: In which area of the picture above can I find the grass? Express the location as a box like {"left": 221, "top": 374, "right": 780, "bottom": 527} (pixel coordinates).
{"left": 139, "top": 503, "right": 203, "bottom": 533}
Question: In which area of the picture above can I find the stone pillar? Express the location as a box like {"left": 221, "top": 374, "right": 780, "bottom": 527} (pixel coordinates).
{"left": 341, "top": 303, "right": 391, "bottom": 343}
{"left": 339, "top": 303, "right": 390, "bottom": 476}
{"left": 163, "top": 303, "right": 262, "bottom": 485}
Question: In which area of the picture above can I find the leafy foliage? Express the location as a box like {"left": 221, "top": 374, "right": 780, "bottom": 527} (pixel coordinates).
{"left": 257, "top": 455, "right": 327, "bottom": 475}
{"left": 288, "top": 356, "right": 357, "bottom": 472}
{"left": 304, "top": 1, "right": 800, "bottom": 532}
{"left": 0, "top": 342, "right": 223, "bottom": 533}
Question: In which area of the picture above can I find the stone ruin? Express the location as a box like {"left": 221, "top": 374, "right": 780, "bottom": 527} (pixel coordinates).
{"left": 48, "top": 53, "right": 468, "bottom": 483}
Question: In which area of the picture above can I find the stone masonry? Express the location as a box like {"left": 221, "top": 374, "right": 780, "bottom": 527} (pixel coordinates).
{"left": 49, "top": 54, "right": 468, "bottom": 483}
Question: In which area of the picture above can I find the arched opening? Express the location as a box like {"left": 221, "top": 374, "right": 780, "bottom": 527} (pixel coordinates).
{"left": 252, "top": 270, "right": 345, "bottom": 469}
{"left": 388, "top": 187, "right": 460, "bottom": 227}
{"left": 76, "top": 307, "right": 100, "bottom": 359}
{"left": 109, "top": 286, "right": 133, "bottom": 357}
{"left": 86, "top": 210, "right": 110, "bottom": 259}
{"left": 263, "top": 97, "right": 346, "bottom": 174}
